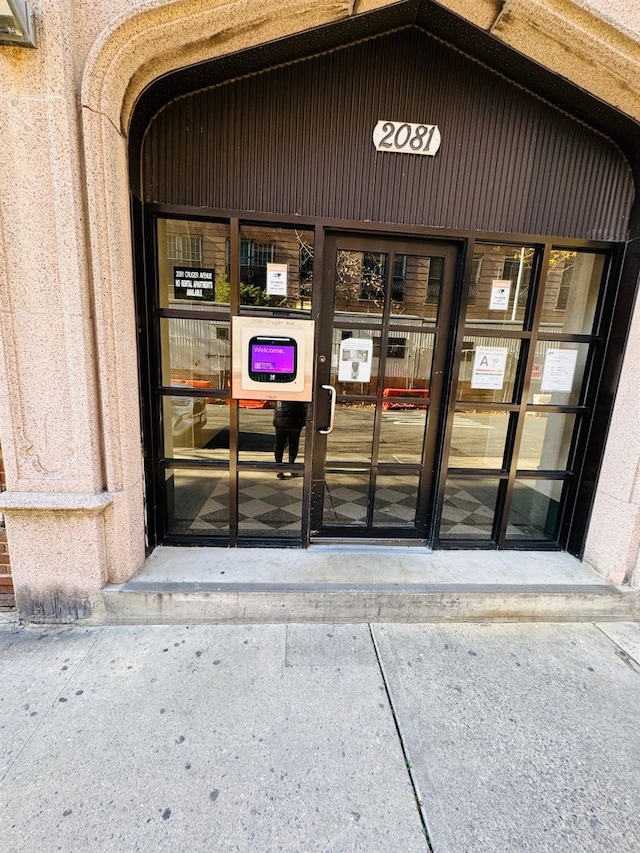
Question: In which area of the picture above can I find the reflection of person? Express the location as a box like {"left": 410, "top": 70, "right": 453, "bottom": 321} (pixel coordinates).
{"left": 273, "top": 401, "right": 306, "bottom": 478}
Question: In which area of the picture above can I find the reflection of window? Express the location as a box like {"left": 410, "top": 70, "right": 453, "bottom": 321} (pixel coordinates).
{"left": 555, "top": 262, "right": 573, "bottom": 311}
{"left": 425, "top": 257, "right": 444, "bottom": 304}
{"left": 216, "top": 327, "right": 229, "bottom": 340}
{"left": 392, "top": 255, "right": 407, "bottom": 301}
{"left": 387, "top": 337, "right": 407, "bottom": 358}
{"left": 167, "top": 234, "right": 202, "bottom": 264}
{"left": 460, "top": 340, "right": 474, "bottom": 361}
{"left": 239, "top": 239, "right": 275, "bottom": 289}
{"left": 467, "top": 256, "right": 483, "bottom": 305}
{"left": 502, "top": 258, "right": 531, "bottom": 308}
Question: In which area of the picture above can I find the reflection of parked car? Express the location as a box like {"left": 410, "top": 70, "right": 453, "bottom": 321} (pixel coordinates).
{"left": 171, "top": 395, "right": 207, "bottom": 445}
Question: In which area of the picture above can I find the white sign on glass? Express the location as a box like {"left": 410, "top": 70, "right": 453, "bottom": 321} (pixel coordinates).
{"left": 540, "top": 349, "right": 578, "bottom": 393}
{"left": 471, "top": 346, "right": 508, "bottom": 390}
{"left": 266, "top": 263, "right": 288, "bottom": 296}
{"left": 338, "top": 338, "right": 373, "bottom": 383}
{"left": 489, "top": 279, "right": 511, "bottom": 311}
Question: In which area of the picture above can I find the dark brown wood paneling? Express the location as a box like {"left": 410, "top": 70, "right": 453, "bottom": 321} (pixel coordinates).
{"left": 142, "top": 28, "right": 634, "bottom": 241}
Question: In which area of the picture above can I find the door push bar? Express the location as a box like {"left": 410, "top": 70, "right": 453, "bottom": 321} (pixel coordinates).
{"left": 318, "top": 384, "right": 336, "bottom": 434}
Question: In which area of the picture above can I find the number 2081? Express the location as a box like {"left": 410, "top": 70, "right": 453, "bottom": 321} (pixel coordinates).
{"left": 372, "top": 121, "right": 441, "bottom": 156}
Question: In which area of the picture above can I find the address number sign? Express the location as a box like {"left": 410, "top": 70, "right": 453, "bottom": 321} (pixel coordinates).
{"left": 372, "top": 120, "right": 441, "bottom": 156}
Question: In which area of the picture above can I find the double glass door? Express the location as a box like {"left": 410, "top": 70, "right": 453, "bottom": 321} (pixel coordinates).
{"left": 310, "top": 234, "right": 457, "bottom": 540}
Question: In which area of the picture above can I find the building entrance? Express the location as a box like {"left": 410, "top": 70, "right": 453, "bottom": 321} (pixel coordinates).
{"left": 145, "top": 214, "right": 612, "bottom": 553}
{"left": 310, "top": 234, "right": 458, "bottom": 541}
{"left": 135, "top": 24, "right": 634, "bottom": 557}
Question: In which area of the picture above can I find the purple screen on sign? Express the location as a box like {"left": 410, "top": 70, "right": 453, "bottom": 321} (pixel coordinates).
{"left": 251, "top": 343, "right": 295, "bottom": 373}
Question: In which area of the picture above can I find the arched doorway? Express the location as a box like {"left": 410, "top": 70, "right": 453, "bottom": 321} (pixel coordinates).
{"left": 129, "top": 24, "right": 634, "bottom": 553}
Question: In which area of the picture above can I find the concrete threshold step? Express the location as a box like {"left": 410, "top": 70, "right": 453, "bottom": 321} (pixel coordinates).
{"left": 87, "top": 581, "right": 639, "bottom": 625}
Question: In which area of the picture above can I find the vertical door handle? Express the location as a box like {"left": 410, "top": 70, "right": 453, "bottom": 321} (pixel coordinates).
{"left": 318, "top": 384, "right": 336, "bottom": 434}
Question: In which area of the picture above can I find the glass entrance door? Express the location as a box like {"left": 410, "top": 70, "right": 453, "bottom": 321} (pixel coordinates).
{"left": 310, "top": 234, "right": 458, "bottom": 540}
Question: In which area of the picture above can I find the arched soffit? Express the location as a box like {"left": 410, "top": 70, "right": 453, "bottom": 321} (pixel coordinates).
{"left": 141, "top": 26, "right": 634, "bottom": 239}
{"left": 81, "top": 0, "right": 640, "bottom": 138}
{"left": 80, "top": 0, "right": 363, "bottom": 134}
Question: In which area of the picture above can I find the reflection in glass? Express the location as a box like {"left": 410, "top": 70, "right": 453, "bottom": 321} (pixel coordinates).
{"left": 330, "top": 329, "right": 382, "bottom": 394}
{"left": 326, "top": 404, "right": 374, "bottom": 463}
{"left": 323, "top": 472, "right": 370, "bottom": 525}
{"left": 378, "top": 409, "right": 427, "bottom": 464}
{"left": 527, "top": 341, "right": 588, "bottom": 406}
{"left": 239, "top": 225, "right": 314, "bottom": 312}
{"left": 165, "top": 469, "right": 229, "bottom": 535}
{"left": 456, "top": 336, "right": 521, "bottom": 404}
{"left": 334, "top": 250, "right": 387, "bottom": 318}
{"left": 507, "top": 479, "right": 563, "bottom": 540}
{"left": 381, "top": 331, "right": 435, "bottom": 397}
{"left": 518, "top": 413, "right": 576, "bottom": 471}
{"left": 373, "top": 473, "right": 419, "bottom": 526}
{"left": 238, "top": 469, "right": 302, "bottom": 538}
{"left": 158, "top": 219, "right": 230, "bottom": 310}
{"left": 465, "top": 243, "right": 536, "bottom": 330}
{"left": 389, "top": 254, "right": 442, "bottom": 323}
{"left": 448, "top": 411, "right": 510, "bottom": 469}
{"left": 163, "top": 397, "right": 229, "bottom": 460}
{"left": 539, "top": 251, "right": 604, "bottom": 334}
{"left": 238, "top": 402, "right": 307, "bottom": 464}
{"left": 440, "top": 478, "right": 498, "bottom": 539}
{"left": 160, "top": 318, "right": 230, "bottom": 391}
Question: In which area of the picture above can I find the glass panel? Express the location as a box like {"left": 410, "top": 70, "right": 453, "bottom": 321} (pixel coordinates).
{"left": 163, "top": 397, "right": 230, "bottom": 461}
{"left": 539, "top": 251, "right": 604, "bottom": 334}
{"left": 330, "top": 329, "right": 382, "bottom": 395}
{"left": 378, "top": 409, "right": 427, "bottom": 464}
{"left": 456, "top": 336, "right": 522, "bottom": 404}
{"left": 518, "top": 413, "right": 577, "bottom": 471}
{"left": 373, "top": 472, "right": 419, "bottom": 526}
{"left": 323, "top": 472, "right": 370, "bottom": 525}
{"left": 440, "top": 478, "right": 499, "bottom": 540}
{"left": 238, "top": 401, "right": 307, "bottom": 463}
{"left": 507, "top": 479, "right": 564, "bottom": 541}
{"left": 160, "top": 318, "right": 231, "bottom": 391}
{"left": 389, "top": 254, "right": 442, "bottom": 323}
{"left": 238, "top": 225, "right": 314, "bottom": 312}
{"left": 334, "top": 250, "right": 387, "bottom": 319}
{"left": 527, "top": 341, "right": 588, "bottom": 406}
{"left": 238, "top": 469, "right": 303, "bottom": 538}
{"left": 158, "top": 219, "right": 230, "bottom": 310}
{"left": 381, "top": 330, "right": 435, "bottom": 398}
{"left": 326, "top": 403, "right": 375, "bottom": 463}
{"left": 164, "top": 469, "right": 229, "bottom": 535}
{"left": 448, "top": 410, "right": 510, "bottom": 469}
{"left": 465, "top": 244, "right": 536, "bottom": 331}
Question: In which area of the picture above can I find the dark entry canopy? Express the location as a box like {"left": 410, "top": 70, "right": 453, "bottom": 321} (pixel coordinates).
{"left": 140, "top": 27, "right": 633, "bottom": 241}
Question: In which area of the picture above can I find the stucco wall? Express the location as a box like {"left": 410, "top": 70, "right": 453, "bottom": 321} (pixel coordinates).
{"left": 1, "top": 0, "right": 640, "bottom": 619}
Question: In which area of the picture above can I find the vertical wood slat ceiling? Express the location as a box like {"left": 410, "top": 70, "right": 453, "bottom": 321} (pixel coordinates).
{"left": 142, "top": 28, "right": 634, "bottom": 241}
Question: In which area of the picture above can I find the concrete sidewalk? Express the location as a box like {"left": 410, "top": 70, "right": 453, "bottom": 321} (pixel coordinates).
{"left": 1, "top": 616, "right": 640, "bottom": 852}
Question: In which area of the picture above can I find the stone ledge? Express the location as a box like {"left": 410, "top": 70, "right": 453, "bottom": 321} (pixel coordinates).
{"left": 0, "top": 491, "right": 113, "bottom": 514}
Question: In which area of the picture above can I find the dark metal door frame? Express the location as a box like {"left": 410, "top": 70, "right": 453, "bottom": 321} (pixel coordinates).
{"left": 309, "top": 231, "right": 460, "bottom": 542}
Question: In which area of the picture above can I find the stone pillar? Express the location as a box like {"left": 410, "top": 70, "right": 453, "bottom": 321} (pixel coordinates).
{"left": 0, "top": 0, "right": 144, "bottom": 622}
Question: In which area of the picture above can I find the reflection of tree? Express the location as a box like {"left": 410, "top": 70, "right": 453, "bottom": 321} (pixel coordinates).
{"left": 297, "top": 230, "right": 314, "bottom": 306}
{"left": 335, "top": 250, "right": 386, "bottom": 310}
{"left": 214, "top": 271, "right": 271, "bottom": 305}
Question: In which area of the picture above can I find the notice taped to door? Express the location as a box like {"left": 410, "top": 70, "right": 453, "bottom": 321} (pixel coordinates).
{"left": 471, "top": 346, "right": 508, "bottom": 390}
{"left": 338, "top": 338, "right": 373, "bottom": 383}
